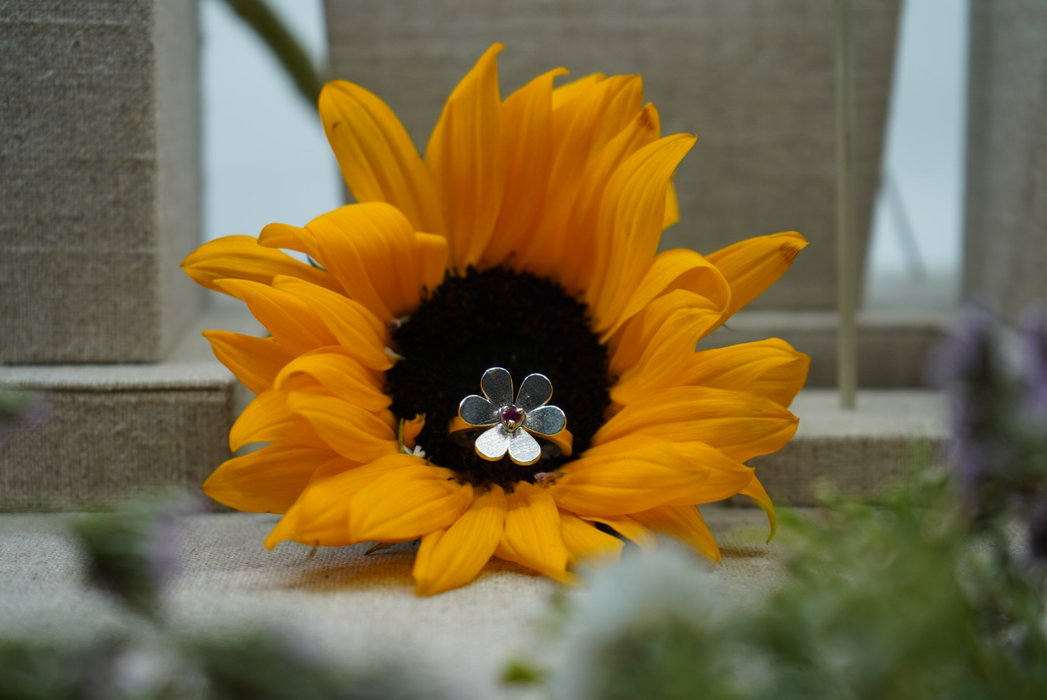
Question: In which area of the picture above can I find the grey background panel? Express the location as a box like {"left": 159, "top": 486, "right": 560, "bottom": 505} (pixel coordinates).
{"left": 325, "top": 0, "right": 900, "bottom": 309}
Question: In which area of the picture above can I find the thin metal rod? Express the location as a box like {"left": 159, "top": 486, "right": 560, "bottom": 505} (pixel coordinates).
{"left": 836, "top": 0, "right": 858, "bottom": 409}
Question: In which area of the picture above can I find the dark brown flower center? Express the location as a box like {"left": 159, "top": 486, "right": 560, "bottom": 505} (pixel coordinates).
{"left": 385, "top": 266, "right": 610, "bottom": 489}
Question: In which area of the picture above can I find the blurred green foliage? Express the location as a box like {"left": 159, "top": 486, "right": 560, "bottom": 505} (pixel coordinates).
{"left": 0, "top": 500, "right": 429, "bottom": 700}
{"left": 518, "top": 466, "right": 1047, "bottom": 700}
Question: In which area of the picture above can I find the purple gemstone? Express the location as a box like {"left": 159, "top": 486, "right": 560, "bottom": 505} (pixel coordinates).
{"left": 502, "top": 406, "right": 523, "bottom": 424}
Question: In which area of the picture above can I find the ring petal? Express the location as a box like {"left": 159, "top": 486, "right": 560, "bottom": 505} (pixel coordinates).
{"left": 480, "top": 367, "right": 514, "bottom": 406}
{"left": 507, "top": 429, "right": 542, "bottom": 465}
{"left": 523, "top": 405, "right": 566, "bottom": 436}
{"left": 460, "top": 395, "right": 499, "bottom": 426}
{"left": 516, "top": 373, "right": 553, "bottom": 411}
{"left": 475, "top": 425, "right": 510, "bottom": 461}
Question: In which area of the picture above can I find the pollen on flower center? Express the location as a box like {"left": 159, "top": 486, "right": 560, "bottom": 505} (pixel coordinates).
{"left": 385, "top": 266, "right": 611, "bottom": 489}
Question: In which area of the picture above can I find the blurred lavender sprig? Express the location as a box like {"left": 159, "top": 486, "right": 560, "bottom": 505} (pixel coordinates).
{"left": 0, "top": 386, "right": 48, "bottom": 452}
{"left": 932, "top": 304, "right": 1047, "bottom": 547}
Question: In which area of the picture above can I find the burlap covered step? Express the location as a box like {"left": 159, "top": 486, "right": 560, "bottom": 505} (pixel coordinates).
{"left": 700, "top": 309, "right": 950, "bottom": 388}
{"left": 0, "top": 504, "right": 781, "bottom": 700}
{"left": 0, "top": 306, "right": 260, "bottom": 511}
{"left": 0, "top": 298, "right": 946, "bottom": 510}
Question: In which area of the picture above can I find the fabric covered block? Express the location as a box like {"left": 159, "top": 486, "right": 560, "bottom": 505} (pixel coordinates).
{"left": 0, "top": 0, "right": 202, "bottom": 363}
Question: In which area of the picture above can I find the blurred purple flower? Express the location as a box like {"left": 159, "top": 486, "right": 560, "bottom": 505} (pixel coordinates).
{"left": 0, "top": 388, "right": 49, "bottom": 452}
{"left": 1021, "top": 307, "right": 1047, "bottom": 416}
{"left": 931, "top": 308, "right": 1004, "bottom": 497}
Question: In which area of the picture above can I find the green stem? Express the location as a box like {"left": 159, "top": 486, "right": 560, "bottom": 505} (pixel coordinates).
{"left": 220, "top": 0, "right": 325, "bottom": 110}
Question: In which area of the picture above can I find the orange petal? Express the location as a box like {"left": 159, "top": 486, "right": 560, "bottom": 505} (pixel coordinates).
{"left": 264, "top": 456, "right": 405, "bottom": 549}
{"left": 274, "top": 352, "right": 389, "bottom": 413}
{"left": 426, "top": 44, "right": 506, "bottom": 271}
{"left": 230, "top": 389, "right": 326, "bottom": 451}
{"left": 215, "top": 279, "right": 338, "bottom": 356}
{"left": 286, "top": 392, "right": 397, "bottom": 462}
{"left": 203, "top": 331, "right": 294, "bottom": 395}
{"left": 609, "top": 290, "right": 723, "bottom": 401}
{"left": 740, "top": 474, "right": 777, "bottom": 542}
{"left": 663, "top": 179, "right": 680, "bottom": 229}
{"left": 483, "top": 67, "right": 566, "bottom": 269}
{"left": 270, "top": 276, "right": 392, "bottom": 371}
{"left": 549, "top": 436, "right": 751, "bottom": 516}
{"left": 495, "top": 482, "right": 572, "bottom": 581}
{"left": 349, "top": 463, "right": 473, "bottom": 542}
{"left": 401, "top": 414, "right": 425, "bottom": 450}
{"left": 202, "top": 444, "right": 339, "bottom": 514}
{"left": 650, "top": 339, "right": 810, "bottom": 408}
{"left": 705, "top": 231, "right": 809, "bottom": 322}
{"left": 518, "top": 75, "right": 645, "bottom": 278}
{"left": 261, "top": 203, "right": 445, "bottom": 322}
{"left": 413, "top": 485, "right": 508, "bottom": 595}
{"left": 181, "top": 235, "right": 340, "bottom": 294}
{"left": 551, "top": 73, "right": 605, "bottom": 109}
{"left": 586, "top": 135, "right": 697, "bottom": 333}
{"left": 595, "top": 386, "right": 799, "bottom": 463}
{"left": 631, "top": 505, "right": 722, "bottom": 563}
{"left": 559, "top": 511, "right": 624, "bottom": 566}
{"left": 559, "top": 103, "right": 662, "bottom": 294}
{"left": 584, "top": 514, "right": 657, "bottom": 551}
{"left": 604, "top": 248, "right": 731, "bottom": 342}
{"left": 319, "top": 81, "right": 444, "bottom": 236}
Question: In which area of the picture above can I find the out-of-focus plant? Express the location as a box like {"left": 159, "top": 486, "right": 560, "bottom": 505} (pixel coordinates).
{"left": 0, "top": 499, "right": 429, "bottom": 700}
{"left": 0, "top": 386, "right": 48, "bottom": 453}
{"left": 219, "top": 0, "right": 325, "bottom": 110}
{"left": 507, "top": 303, "right": 1047, "bottom": 700}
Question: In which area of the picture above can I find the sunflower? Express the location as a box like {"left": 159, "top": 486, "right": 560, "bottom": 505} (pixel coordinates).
{"left": 182, "top": 44, "right": 809, "bottom": 595}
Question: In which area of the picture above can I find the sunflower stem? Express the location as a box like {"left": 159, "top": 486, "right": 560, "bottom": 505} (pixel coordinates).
{"left": 219, "top": 0, "right": 325, "bottom": 111}
{"left": 836, "top": 0, "right": 859, "bottom": 410}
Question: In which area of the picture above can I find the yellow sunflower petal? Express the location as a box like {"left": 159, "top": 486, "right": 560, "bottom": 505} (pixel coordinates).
{"left": 349, "top": 463, "right": 473, "bottom": 542}
{"left": 319, "top": 80, "right": 444, "bottom": 236}
{"left": 704, "top": 231, "right": 809, "bottom": 321}
{"left": 202, "top": 444, "right": 339, "bottom": 514}
{"left": 274, "top": 352, "right": 389, "bottom": 413}
{"left": 519, "top": 75, "right": 645, "bottom": 277}
{"left": 658, "top": 339, "right": 810, "bottom": 408}
{"left": 609, "top": 290, "right": 723, "bottom": 397}
{"left": 215, "top": 279, "right": 338, "bottom": 356}
{"left": 605, "top": 248, "right": 731, "bottom": 341}
{"left": 548, "top": 437, "right": 710, "bottom": 516}
{"left": 740, "top": 474, "right": 777, "bottom": 542}
{"left": 595, "top": 386, "right": 799, "bottom": 463}
{"left": 270, "top": 276, "right": 392, "bottom": 371}
{"left": 203, "top": 331, "right": 293, "bottom": 395}
{"left": 413, "top": 484, "right": 508, "bottom": 596}
{"left": 264, "top": 456, "right": 401, "bottom": 550}
{"left": 630, "top": 505, "right": 722, "bottom": 563}
{"left": 230, "top": 388, "right": 325, "bottom": 451}
{"left": 551, "top": 73, "right": 605, "bottom": 109}
{"left": 663, "top": 179, "right": 680, "bottom": 229}
{"left": 559, "top": 512, "right": 624, "bottom": 565}
{"left": 414, "top": 232, "right": 450, "bottom": 299}
{"left": 401, "top": 414, "right": 425, "bottom": 450}
{"left": 426, "top": 43, "right": 506, "bottom": 271}
{"left": 261, "top": 203, "right": 443, "bottom": 323}
{"left": 552, "top": 436, "right": 753, "bottom": 515}
{"left": 181, "top": 235, "right": 340, "bottom": 294}
{"left": 495, "top": 482, "right": 572, "bottom": 581}
{"left": 483, "top": 67, "right": 566, "bottom": 269}
{"left": 585, "top": 514, "right": 657, "bottom": 551}
{"left": 286, "top": 392, "right": 397, "bottom": 462}
{"left": 587, "top": 134, "right": 697, "bottom": 333}
{"left": 559, "top": 103, "right": 662, "bottom": 294}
